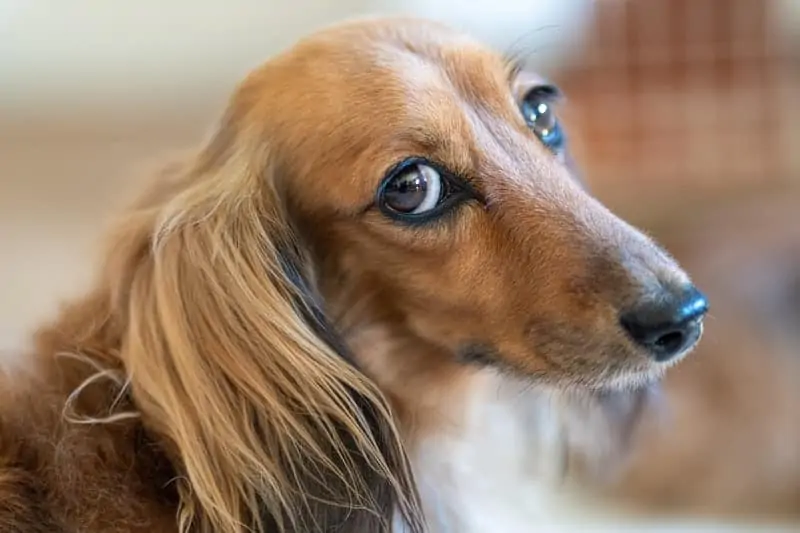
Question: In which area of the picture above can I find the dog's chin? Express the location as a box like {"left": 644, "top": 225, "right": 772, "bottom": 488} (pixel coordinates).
{"left": 553, "top": 372, "right": 666, "bottom": 484}
{"left": 591, "top": 376, "right": 663, "bottom": 432}
{"left": 590, "top": 365, "right": 666, "bottom": 431}
{"left": 592, "top": 365, "right": 665, "bottom": 395}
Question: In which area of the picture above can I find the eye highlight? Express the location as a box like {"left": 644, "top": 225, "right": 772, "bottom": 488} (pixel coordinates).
{"left": 376, "top": 158, "right": 471, "bottom": 223}
{"left": 520, "top": 86, "right": 565, "bottom": 154}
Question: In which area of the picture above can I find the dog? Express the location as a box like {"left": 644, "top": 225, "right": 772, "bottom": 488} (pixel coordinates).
{"left": 0, "top": 17, "right": 714, "bottom": 532}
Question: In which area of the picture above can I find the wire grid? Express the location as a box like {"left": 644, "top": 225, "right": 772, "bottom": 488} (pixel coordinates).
{"left": 558, "top": 0, "right": 798, "bottom": 198}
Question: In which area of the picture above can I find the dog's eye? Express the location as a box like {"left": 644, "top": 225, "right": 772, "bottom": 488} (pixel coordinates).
{"left": 376, "top": 158, "right": 474, "bottom": 223}
{"left": 521, "top": 87, "right": 565, "bottom": 153}
{"left": 380, "top": 162, "right": 445, "bottom": 215}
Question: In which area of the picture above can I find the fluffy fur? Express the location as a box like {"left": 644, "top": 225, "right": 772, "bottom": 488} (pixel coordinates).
{"left": 1, "top": 16, "right": 788, "bottom": 533}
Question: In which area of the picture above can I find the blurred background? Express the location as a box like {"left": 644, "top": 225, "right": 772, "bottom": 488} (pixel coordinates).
{"left": 1, "top": 0, "right": 799, "bottom": 527}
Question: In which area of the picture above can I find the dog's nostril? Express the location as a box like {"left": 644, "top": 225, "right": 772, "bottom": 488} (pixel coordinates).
{"left": 621, "top": 286, "right": 709, "bottom": 363}
{"left": 653, "top": 330, "right": 686, "bottom": 354}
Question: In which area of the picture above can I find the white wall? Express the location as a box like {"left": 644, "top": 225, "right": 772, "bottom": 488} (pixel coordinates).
{"left": 1, "top": 1, "right": 592, "bottom": 123}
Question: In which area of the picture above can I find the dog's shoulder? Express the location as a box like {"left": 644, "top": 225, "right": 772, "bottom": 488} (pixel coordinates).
{"left": 0, "top": 464, "right": 60, "bottom": 533}
{"left": 0, "top": 367, "right": 63, "bottom": 532}
{"left": 0, "top": 354, "right": 178, "bottom": 533}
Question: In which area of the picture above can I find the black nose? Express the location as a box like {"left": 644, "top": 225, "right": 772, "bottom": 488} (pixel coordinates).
{"left": 621, "top": 286, "right": 709, "bottom": 362}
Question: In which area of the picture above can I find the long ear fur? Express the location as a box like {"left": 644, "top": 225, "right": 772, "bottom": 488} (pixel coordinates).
{"left": 93, "top": 112, "right": 422, "bottom": 533}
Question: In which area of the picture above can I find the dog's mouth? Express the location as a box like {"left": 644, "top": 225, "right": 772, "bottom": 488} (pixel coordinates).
{"left": 593, "top": 358, "right": 669, "bottom": 393}
{"left": 457, "top": 339, "right": 671, "bottom": 392}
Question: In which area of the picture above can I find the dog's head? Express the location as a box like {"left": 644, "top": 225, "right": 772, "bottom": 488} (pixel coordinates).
{"left": 93, "top": 17, "right": 706, "bottom": 533}
{"left": 237, "top": 19, "right": 706, "bottom": 390}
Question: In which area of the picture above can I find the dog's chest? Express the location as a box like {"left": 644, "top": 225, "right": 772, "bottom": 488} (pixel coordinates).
{"left": 396, "top": 385, "right": 591, "bottom": 533}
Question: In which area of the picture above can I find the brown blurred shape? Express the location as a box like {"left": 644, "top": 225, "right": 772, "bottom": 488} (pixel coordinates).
{"left": 557, "top": 0, "right": 799, "bottom": 222}
{"left": 554, "top": 0, "right": 800, "bottom": 520}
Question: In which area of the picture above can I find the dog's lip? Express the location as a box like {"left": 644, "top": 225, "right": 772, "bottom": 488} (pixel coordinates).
{"left": 593, "top": 375, "right": 662, "bottom": 398}
{"left": 590, "top": 365, "right": 665, "bottom": 397}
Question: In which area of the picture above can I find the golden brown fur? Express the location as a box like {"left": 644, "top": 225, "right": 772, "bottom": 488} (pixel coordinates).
{"left": 1, "top": 16, "right": 795, "bottom": 533}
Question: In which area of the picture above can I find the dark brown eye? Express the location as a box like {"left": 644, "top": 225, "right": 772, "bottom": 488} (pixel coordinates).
{"left": 380, "top": 163, "right": 443, "bottom": 215}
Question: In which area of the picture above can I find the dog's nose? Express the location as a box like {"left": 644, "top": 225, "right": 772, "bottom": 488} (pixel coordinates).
{"left": 621, "top": 286, "right": 709, "bottom": 362}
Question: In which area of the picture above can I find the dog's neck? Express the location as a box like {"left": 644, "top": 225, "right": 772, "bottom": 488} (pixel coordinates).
{"left": 398, "top": 373, "right": 656, "bottom": 532}
{"left": 401, "top": 374, "right": 570, "bottom": 532}
{"left": 344, "top": 320, "right": 654, "bottom": 533}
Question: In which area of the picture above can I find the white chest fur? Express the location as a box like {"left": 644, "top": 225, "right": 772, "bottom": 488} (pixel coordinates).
{"left": 402, "top": 377, "right": 584, "bottom": 533}
{"left": 391, "top": 373, "right": 794, "bottom": 533}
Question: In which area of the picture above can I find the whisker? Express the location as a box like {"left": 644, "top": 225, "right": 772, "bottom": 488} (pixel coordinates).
{"left": 502, "top": 24, "right": 565, "bottom": 70}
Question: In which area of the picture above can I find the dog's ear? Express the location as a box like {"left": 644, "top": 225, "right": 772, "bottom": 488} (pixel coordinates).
{"left": 103, "top": 109, "right": 422, "bottom": 533}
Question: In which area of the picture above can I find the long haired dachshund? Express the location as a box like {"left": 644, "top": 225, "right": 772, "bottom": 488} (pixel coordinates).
{"left": 0, "top": 17, "right": 713, "bottom": 533}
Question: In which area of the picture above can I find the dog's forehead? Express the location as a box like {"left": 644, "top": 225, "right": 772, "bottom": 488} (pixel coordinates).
{"left": 279, "top": 19, "right": 513, "bottom": 107}
{"left": 230, "top": 19, "right": 558, "bottom": 209}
